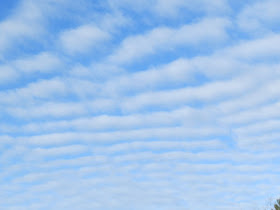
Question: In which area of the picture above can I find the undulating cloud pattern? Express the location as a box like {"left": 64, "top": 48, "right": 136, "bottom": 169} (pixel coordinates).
{"left": 1, "top": 0, "right": 280, "bottom": 209}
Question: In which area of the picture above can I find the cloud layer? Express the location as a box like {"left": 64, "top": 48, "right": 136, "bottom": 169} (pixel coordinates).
{"left": 1, "top": 0, "right": 280, "bottom": 209}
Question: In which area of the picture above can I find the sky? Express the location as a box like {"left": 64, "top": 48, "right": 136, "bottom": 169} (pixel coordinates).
{"left": 0, "top": 0, "right": 280, "bottom": 209}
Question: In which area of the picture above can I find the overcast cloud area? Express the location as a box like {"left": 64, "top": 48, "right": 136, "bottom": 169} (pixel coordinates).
{"left": 1, "top": 0, "right": 280, "bottom": 209}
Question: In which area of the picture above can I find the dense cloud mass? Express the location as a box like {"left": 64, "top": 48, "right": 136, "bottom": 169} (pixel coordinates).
{"left": 0, "top": 0, "right": 280, "bottom": 209}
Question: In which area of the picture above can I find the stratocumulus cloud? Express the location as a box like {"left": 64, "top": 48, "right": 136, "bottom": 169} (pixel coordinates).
{"left": 0, "top": 0, "right": 280, "bottom": 209}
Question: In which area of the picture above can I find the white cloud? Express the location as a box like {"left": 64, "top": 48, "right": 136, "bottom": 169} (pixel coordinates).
{"left": 5, "top": 99, "right": 114, "bottom": 119}
{"left": 2, "top": 105, "right": 223, "bottom": 134}
{"left": 30, "top": 145, "right": 88, "bottom": 158}
{"left": 59, "top": 24, "right": 110, "bottom": 54}
{"left": 109, "top": 17, "right": 230, "bottom": 64}
{"left": 221, "top": 101, "right": 280, "bottom": 125}
{"left": 235, "top": 119, "right": 280, "bottom": 137}
{"left": 217, "top": 78, "right": 280, "bottom": 114}
{"left": 8, "top": 102, "right": 86, "bottom": 119}
{"left": 121, "top": 73, "right": 257, "bottom": 112}
{"left": 0, "top": 0, "right": 71, "bottom": 58}
{"left": 0, "top": 65, "right": 18, "bottom": 84}
{"left": 13, "top": 52, "right": 63, "bottom": 73}
{"left": 223, "top": 34, "right": 280, "bottom": 60}
{"left": 19, "top": 124, "right": 226, "bottom": 146}
{"left": 92, "top": 140, "right": 225, "bottom": 154}
{"left": 0, "top": 78, "right": 67, "bottom": 104}
{"left": 102, "top": 59, "right": 193, "bottom": 94}
{"left": 237, "top": 0, "right": 280, "bottom": 34}
{"left": 0, "top": 0, "right": 44, "bottom": 57}
{"left": 0, "top": 77, "right": 100, "bottom": 105}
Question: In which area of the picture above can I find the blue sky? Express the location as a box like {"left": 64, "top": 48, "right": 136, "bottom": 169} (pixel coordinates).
{"left": 1, "top": 0, "right": 280, "bottom": 209}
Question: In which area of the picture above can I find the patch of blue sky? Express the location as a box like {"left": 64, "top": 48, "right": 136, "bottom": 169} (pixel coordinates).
{"left": 0, "top": 0, "right": 19, "bottom": 20}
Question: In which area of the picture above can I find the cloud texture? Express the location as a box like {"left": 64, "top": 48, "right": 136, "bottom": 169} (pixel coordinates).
{"left": 0, "top": 0, "right": 280, "bottom": 209}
